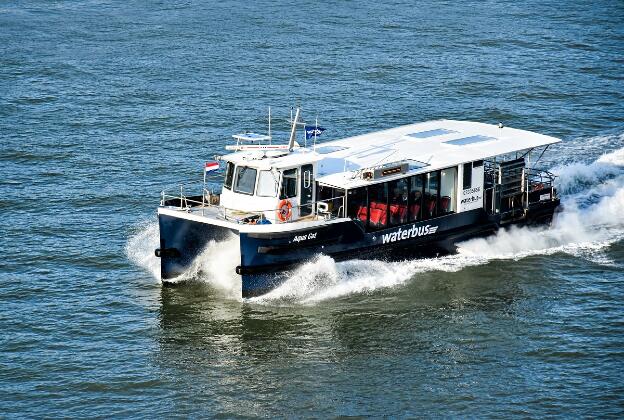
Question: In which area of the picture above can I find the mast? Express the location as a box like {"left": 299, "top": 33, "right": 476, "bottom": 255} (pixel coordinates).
{"left": 288, "top": 107, "right": 300, "bottom": 152}
{"left": 268, "top": 106, "right": 271, "bottom": 144}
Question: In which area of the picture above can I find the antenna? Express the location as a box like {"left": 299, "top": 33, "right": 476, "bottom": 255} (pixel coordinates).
{"left": 268, "top": 106, "right": 271, "bottom": 144}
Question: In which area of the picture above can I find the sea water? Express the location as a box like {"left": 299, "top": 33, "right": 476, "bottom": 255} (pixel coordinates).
{"left": 1, "top": 0, "right": 623, "bottom": 417}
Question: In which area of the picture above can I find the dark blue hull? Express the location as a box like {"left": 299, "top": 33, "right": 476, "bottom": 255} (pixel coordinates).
{"left": 157, "top": 213, "right": 236, "bottom": 280}
{"left": 157, "top": 199, "right": 560, "bottom": 297}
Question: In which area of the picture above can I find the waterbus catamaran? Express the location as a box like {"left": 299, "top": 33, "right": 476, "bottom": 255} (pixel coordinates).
{"left": 155, "top": 108, "right": 560, "bottom": 297}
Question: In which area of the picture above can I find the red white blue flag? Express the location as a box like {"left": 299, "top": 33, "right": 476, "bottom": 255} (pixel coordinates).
{"left": 204, "top": 161, "right": 219, "bottom": 172}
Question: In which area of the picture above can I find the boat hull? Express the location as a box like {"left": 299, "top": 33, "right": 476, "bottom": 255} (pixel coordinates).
{"left": 157, "top": 212, "right": 236, "bottom": 280}
{"left": 156, "top": 199, "right": 559, "bottom": 297}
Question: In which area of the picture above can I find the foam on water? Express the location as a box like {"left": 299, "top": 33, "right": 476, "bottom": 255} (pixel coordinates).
{"left": 127, "top": 137, "right": 624, "bottom": 304}
{"left": 125, "top": 222, "right": 242, "bottom": 297}
{"left": 254, "top": 141, "right": 624, "bottom": 304}
{"left": 126, "top": 220, "right": 161, "bottom": 280}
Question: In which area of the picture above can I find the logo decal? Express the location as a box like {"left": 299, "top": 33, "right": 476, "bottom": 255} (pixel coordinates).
{"left": 381, "top": 224, "right": 438, "bottom": 244}
{"left": 461, "top": 186, "right": 482, "bottom": 210}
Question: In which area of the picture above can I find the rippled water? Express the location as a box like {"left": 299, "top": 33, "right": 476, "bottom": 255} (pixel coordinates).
{"left": 2, "top": 0, "right": 624, "bottom": 417}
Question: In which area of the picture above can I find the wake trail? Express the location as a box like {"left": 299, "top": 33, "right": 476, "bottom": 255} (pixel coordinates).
{"left": 254, "top": 139, "right": 624, "bottom": 304}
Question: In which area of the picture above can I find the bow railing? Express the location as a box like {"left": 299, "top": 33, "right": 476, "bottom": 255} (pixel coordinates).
{"left": 160, "top": 185, "right": 345, "bottom": 224}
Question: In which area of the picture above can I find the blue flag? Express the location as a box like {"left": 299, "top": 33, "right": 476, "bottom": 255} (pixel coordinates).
{"left": 305, "top": 126, "right": 326, "bottom": 140}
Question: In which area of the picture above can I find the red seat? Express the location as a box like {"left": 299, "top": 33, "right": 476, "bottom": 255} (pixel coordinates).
{"left": 369, "top": 208, "right": 387, "bottom": 227}
{"left": 357, "top": 206, "right": 368, "bottom": 222}
{"left": 390, "top": 204, "right": 407, "bottom": 224}
{"left": 426, "top": 198, "right": 436, "bottom": 216}
{"left": 372, "top": 202, "right": 386, "bottom": 211}
{"left": 410, "top": 203, "right": 420, "bottom": 219}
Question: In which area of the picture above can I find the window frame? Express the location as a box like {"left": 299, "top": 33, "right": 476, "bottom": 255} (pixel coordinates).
{"left": 279, "top": 168, "right": 298, "bottom": 199}
{"left": 233, "top": 166, "right": 258, "bottom": 195}
{"left": 256, "top": 170, "right": 278, "bottom": 197}
{"left": 224, "top": 162, "right": 235, "bottom": 190}
{"left": 463, "top": 162, "right": 472, "bottom": 190}
{"left": 440, "top": 166, "right": 458, "bottom": 215}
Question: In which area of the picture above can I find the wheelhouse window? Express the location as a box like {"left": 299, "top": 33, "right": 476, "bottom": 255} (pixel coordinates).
{"left": 279, "top": 168, "right": 298, "bottom": 199}
{"left": 256, "top": 170, "right": 277, "bottom": 197}
{"left": 233, "top": 166, "right": 257, "bottom": 195}
{"left": 224, "top": 162, "right": 235, "bottom": 190}
{"left": 440, "top": 167, "right": 457, "bottom": 214}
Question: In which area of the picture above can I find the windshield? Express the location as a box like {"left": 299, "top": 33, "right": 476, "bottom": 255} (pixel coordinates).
{"left": 234, "top": 166, "right": 257, "bottom": 195}
{"left": 257, "top": 170, "right": 277, "bottom": 197}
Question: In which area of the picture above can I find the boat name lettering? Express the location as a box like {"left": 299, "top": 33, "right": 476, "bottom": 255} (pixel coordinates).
{"left": 381, "top": 224, "right": 438, "bottom": 244}
{"left": 461, "top": 195, "right": 481, "bottom": 204}
{"left": 293, "top": 232, "right": 318, "bottom": 243}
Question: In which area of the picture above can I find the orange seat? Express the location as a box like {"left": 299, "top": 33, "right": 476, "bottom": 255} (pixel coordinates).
{"left": 410, "top": 203, "right": 420, "bottom": 219}
{"left": 390, "top": 204, "right": 407, "bottom": 224}
{"left": 357, "top": 206, "right": 368, "bottom": 222}
{"left": 369, "top": 208, "right": 387, "bottom": 227}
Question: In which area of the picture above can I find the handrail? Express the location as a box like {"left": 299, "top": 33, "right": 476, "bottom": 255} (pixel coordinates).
{"left": 160, "top": 186, "right": 346, "bottom": 224}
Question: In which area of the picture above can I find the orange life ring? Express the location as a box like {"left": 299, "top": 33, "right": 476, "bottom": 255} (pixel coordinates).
{"left": 277, "top": 199, "right": 292, "bottom": 222}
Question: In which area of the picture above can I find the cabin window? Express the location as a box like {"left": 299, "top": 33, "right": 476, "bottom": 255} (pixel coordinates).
{"left": 388, "top": 178, "right": 408, "bottom": 226}
{"left": 440, "top": 167, "right": 457, "bottom": 214}
{"left": 233, "top": 166, "right": 257, "bottom": 195}
{"left": 256, "top": 170, "right": 277, "bottom": 197}
{"left": 279, "top": 168, "right": 298, "bottom": 199}
{"left": 368, "top": 182, "right": 388, "bottom": 230}
{"left": 347, "top": 187, "right": 368, "bottom": 223}
{"left": 424, "top": 171, "right": 439, "bottom": 219}
{"left": 224, "top": 162, "right": 235, "bottom": 190}
{"left": 463, "top": 162, "right": 472, "bottom": 190}
{"left": 409, "top": 175, "right": 424, "bottom": 221}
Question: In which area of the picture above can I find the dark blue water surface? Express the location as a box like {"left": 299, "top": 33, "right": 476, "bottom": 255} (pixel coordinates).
{"left": 2, "top": 1, "right": 624, "bottom": 417}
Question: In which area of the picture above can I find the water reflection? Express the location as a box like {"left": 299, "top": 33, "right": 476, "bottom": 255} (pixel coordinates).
{"left": 157, "top": 283, "right": 323, "bottom": 361}
{"left": 155, "top": 258, "right": 532, "bottom": 361}
{"left": 150, "top": 259, "right": 552, "bottom": 415}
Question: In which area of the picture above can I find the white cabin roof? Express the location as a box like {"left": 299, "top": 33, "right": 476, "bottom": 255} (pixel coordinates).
{"left": 315, "top": 119, "right": 560, "bottom": 188}
{"left": 221, "top": 119, "right": 560, "bottom": 189}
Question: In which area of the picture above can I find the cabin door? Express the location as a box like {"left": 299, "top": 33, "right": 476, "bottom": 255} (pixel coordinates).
{"left": 300, "top": 164, "right": 314, "bottom": 216}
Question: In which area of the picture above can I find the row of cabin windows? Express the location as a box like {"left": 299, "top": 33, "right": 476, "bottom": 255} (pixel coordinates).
{"left": 347, "top": 167, "right": 458, "bottom": 231}
{"left": 223, "top": 162, "right": 298, "bottom": 199}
